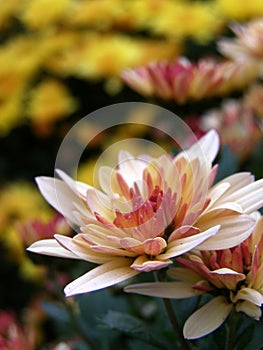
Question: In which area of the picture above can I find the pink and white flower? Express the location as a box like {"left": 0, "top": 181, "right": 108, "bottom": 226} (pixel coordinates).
{"left": 125, "top": 215, "right": 263, "bottom": 339}
{"left": 121, "top": 57, "right": 259, "bottom": 103}
{"left": 27, "top": 130, "right": 263, "bottom": 296}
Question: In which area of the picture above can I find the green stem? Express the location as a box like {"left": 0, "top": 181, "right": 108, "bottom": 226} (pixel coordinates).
{"left": 225, "top": 311, "right": 238, "bottom": 350}
{"left": 154, "top": 271, "right": 192, "bottom": 350}
{"left": 49, "top": 269, "right": 99, "bottom": 350}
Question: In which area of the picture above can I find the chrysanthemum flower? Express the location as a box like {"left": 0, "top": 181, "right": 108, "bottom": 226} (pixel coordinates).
{"left": 121, "top": 57, "right": 259, "bottom": 104}
{"left": 218, "top": 19, "right": 263, "bottom": 62}
{"left": 200, "top": 99, "right": 261, "bottom": 161}
{"left": 125, "top": 215, "right": 263, "bottom": 339}
{"left": 27, "top": 130, "right": 263, "bottom": 296}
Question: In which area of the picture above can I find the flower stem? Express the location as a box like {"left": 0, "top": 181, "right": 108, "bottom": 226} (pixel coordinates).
{"left": 154, "top": 271, "right": 192, "bottom": 350}
{"left": 225, "top": 311, "right": 238, "bottom": 350}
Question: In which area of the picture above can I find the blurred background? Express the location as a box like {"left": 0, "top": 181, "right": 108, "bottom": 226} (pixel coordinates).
{"left": 1, "top": 1, "right": 263, "bottom": 349}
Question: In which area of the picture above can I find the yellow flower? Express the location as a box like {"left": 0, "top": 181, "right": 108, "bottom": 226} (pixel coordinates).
{"left": 28, "top": 130, "right": 263, "bottom": 296}
{"left": 20, "top": 0, "right": 70, "bottom": 29}
{"left": 150, "top": 2, "right": 222, "bottom": 43}
{"left": 0, "top": 182, "right": 51, "bottom": 231}
{"left": 27, "top": 78, "right": 78, "bottom": 129}
{"left": 126, "top": 215, "right": 263, "bottom": 339}
{"left": 216, "top": 0, "right": 263, "bottom": 21}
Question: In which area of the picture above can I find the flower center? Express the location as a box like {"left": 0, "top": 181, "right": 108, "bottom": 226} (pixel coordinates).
{"left": 113, "top": 186, "right": 163, "bottom": 229}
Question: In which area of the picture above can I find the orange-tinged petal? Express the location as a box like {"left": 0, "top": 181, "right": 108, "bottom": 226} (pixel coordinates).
{"left": 125, "top": 281, "right": 204, "bottom": 298}
{"left": 210, "top": 268, "right": 245, "bottom": 290}
{"left": 183, "top": 296, "right": 232, "bottom": 339}
{"left": 64, "top": 258, "right": 138, "bottom": 296}
{"left": 131, "top": 255, "right": 172, "bottom": 272}
{"left": 143, "top": 237, "right": 167, "bottom": 255}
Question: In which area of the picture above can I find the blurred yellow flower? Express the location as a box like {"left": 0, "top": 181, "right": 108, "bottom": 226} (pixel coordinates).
{"left": 151, "top": 2, "right": 222, "bottom": 43}
{"left": 27, "top": 78, "right": 78, "bottom": 133}
{"left": 0, "top": 182, "right": 51, "bottom": 231}
{"left": 216, "top": 0, "right": 263, "bottom": 20}
{"left": 20, "top": 0, "right": 71, "bottom": 29}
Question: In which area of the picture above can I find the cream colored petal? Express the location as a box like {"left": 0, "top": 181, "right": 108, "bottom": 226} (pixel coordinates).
{"left": 183, "top": 296, "right": 232, "bottom": 339}
{"left": 90, "top": 245, "right": 136, "bottom": 257}
{"left": 64, "top": 258, "right": 138, "bottom": 296}
{"left": 196, "top": 215, "right": 255, "bottom": 250}
{"left": 55, "top": 234, "right": 110, "bottom": 264}
{"left": 210, "top": 268, "right": 245, "bottom": 290}
{"left": 251, "top": 215, "right": 263, "bottom": 248}
{"left": 117, "top": 151, "right": 148, "bottom": 187}
{"left": 233, "top": 287, "right": 263, "bottom": 306}
{"left": 160, "top": 225, "right": 220, "bottom": 259}
{"left": 35, "top": 177, "right": 85, "bottom": 226}
{"left": 235, "top": 301, "right": 262, "bottom": 320}
{"left": 55, "top": 169, "right": 93, "bottom": 199}
{"left": 205, "top": 182, "right": 230, "bottom": 209}
{"left": 86, "top": 188, "right": 115, "bottom": 221}
{"left": 224, "top": 179, "right": 263, "bottom": 214}
{"left": 216, "top": 172, "right": 253, "bottom": 195}
{"left": 98, "top": 166, "right": 116, "bottom": 195}
{"left": 27, "top": 239, "right": 80, "bottom": 259}
{"left": 81, "top": 222, "right": 126, "bottom": 238}
{"left": 131, "top": 255, "right": 172, "bottom": 272}
{"left": 184, "top": 129, "right": 219, "bottom": 163}
{"left": 125, "top": 281, "right": 204, "bottom": 298}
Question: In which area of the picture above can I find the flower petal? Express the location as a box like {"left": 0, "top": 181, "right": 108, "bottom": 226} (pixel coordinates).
{"left": 160, "top": 225, "right": 220, "bottom": 259}
{"left": 131, "top": 255, "right": 172, "bottom": 272}
{"left": 125, "top": 281, "right": 204, "bottom": 298}
{"left": 210, "top": 268, "right": 245, "bottom": 290}
{"left": 55, "top": 234, "right": 111, "bottom": 264}
{"left": 56, "top": 169, "right": 92, "bottom": 199}
{"left": 183, "top": 296, "right": 232, "bottom": 339}
{"left": 185, "top": 129, "right": 220, "bottom": 163}
{"left": 27, "top": 239, "right": 80, "bottom": 259}
{"left": 235, "top": 301, "right": 262, "bottom": 320}
{"left": 196, "top": 215, "right": 255, "bottom": 250}
{"left": 233, "top": 287, "right": 263, "bottom": 306}
{"left": 64, "top": 258, "right": 138, "bottom": 296}
{"left": 35, "top": 177, "right": 85, "bottom": 226}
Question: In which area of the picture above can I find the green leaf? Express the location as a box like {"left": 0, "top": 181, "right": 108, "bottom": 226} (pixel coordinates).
{"left": 41, "top": 300, "right": 70, "bottom": 323}
{"left": 97, "top": 310, "right": 172, "bottom": 349}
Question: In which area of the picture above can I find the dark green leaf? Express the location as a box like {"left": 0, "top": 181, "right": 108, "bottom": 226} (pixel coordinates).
{"left": 97, "top": 310, "right": 172, "bottom": 349}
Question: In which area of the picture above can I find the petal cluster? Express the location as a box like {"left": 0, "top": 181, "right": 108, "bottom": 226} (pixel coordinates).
{"left": 121, "top": 57, "right": 259, "bottom": 103}
{"left": 126, "top": 215, "right": 263, "bottom": 339}
{"left": 27, "top": 130, "right": 263, "bottom": 296}
{"left": 218, "top": 18, "right": 263, "bottom": 62}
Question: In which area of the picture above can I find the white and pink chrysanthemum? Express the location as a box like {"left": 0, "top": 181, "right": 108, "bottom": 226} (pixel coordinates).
{"left": 121, "top": 57, "right": 259, "bottom": 103}
{"left": 125, "top": 215, "right": 263, "bottom": 339}
{"left": 218, "top": 19, "right": 263, "bottom": 62}
{"left": 27, "top": 130, "right": 263, "bottom": 296}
